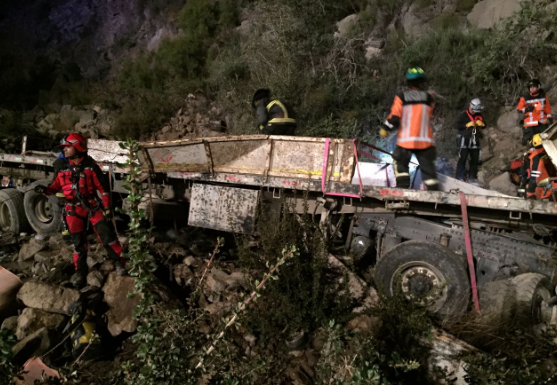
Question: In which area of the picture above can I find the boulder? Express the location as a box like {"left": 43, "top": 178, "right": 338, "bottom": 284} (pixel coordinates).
{"left": 365, "top": 46, "right": 382, "bottom": 60}
{"left": 334, "top": 14, "right": 358, "bottom": 38}
{"left": 1, "top": 316, "right": 18, "bottom": 332}
{"left": 184, "top": 255, "right": 202, "bottom": 268}
{"left": 205, "top": 268, "right": 228, "bottom": 293}
{"left": 17, "top": 282, "right": 79, "bottom": 315}
{"left": 34, "top": 250, "right": 54, "bottom": 263}
{"left": 86, "top": 253, "right": 104, "bottom": 269}
{"left": 401, "top": 2, "right": 431, "bottom": 38}
{"left": 467, "top": 0, "right": 523, "bottom": 29}
{"left": 0, "top": 266, "right": 22, "bottom": 318}
{"left": 12, "top": 327, "right": 53, "bottom": 365}
{"left": 103, "top": 273, "right": 142, "bottom": 336}
{"left": 19, "top": 237, "right": 47, "bottom": 261}
{"left": 327, "top": 255, "right": 378, "bottom": 313}
{"left": 15, "top": 308, "right": 65, "bottom": 340}
{"left": 225, "top": 271, "right": 247, "bottom": 291}
{"left": 100, "top": 260, "right": 115, "bottom": 272}
{"left": 488, "top": 172, "right": 517, "bottom": 196}
{"left": 173, "top": 264, "right": 194, "bottom": 287}
{"left": 496, "top": 110, "right": 522, "bottom": 138}
{"left": 48, "top": 234, "right": 65, "bottom": 249}
{"left": 347, "top": 314, "right": 382, "bottom": 335}
{"left": 87, "top": 270, "right": 105, "bottom": 288}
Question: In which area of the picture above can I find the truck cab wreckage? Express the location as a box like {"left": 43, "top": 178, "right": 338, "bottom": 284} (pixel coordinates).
{"left": 1, "top": 127, "right": 557, "bottom": 338}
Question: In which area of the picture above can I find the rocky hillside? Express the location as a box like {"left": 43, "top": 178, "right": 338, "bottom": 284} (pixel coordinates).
{"left": 1, "top": 0, "right": 556, "bottom": 188}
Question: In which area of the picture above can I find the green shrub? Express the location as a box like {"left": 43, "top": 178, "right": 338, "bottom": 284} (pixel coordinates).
{"left": 0, "top": 329, "right": 19, "bottom": 384}
{"left": 456, "top": 0, "right": 479, "bottom": 12}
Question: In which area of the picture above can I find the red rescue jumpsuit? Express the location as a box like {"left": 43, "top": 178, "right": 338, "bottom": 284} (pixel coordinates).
{"left": 45, "top": 155, "right": 124, "bottom": 275}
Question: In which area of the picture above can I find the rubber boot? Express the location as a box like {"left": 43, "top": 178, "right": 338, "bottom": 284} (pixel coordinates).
{"left": 72, "top": 272, "right": 87, "bottom": 289}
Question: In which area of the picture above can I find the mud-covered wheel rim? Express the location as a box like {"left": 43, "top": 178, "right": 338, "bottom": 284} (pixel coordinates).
{"left": 0, "top": 201, "right": 12, "bottom": 230}
{"left": 393, "top": 261, "right": 448, "bottom": 312}
{"left": 530, "top": 285, "right": 552, "bottom": 336}
{"left": 32, "top": 194, "right": 54, "bottom": 224}
{"left": 512, "top": 273, "right": 553, "bottom": 337}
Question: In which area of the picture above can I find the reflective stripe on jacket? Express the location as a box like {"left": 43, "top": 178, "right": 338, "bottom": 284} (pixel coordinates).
{"left": 525, "top": 147, "right": 557, "bottom": 199}
{"left": 517, "top": 90, "right": 552, "bottom": 127}
{"left": 386, "top": 89, "right": 435, "bottom": 150}
{"left": 257, "top": 99, "right": 296, "bottom": 130}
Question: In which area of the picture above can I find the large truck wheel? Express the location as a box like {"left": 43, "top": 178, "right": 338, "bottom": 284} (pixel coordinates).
{"left": 0, "top": 188, "right": 30, "bottom": 234}
{"left": 477, "top": 279, "right": 516, "bottom": 328}
{"left": 512, "top": 273, "right": 553, "bottom": 336}
{"left": 24, "top": 180, "right": 63, "bottom": 236}
{"left": 374, "top": 240, "right": 470, "bottom": 318}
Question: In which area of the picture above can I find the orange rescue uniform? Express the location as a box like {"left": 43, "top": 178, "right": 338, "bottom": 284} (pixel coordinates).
{"left": 387, "top": 90, "right": 435, "bottom": 150}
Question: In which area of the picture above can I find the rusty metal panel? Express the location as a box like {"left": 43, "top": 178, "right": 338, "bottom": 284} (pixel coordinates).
{"left": 188, "top": 184, "right": 259, "bottom": 233}
{"left": 140, "top": 135, "right": 355, "bottom": 183}
{"left": 144, "top": 143, "right": 209, "bottom": 173}
{"left": 0, "top": 154, "right": 55, "bottom": 167}
{"left": 210, "top": 139, "right": 268, "bottom": 173}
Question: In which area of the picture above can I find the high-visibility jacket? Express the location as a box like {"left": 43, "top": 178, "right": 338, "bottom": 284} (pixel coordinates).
{"left": 517, "top": 90, "right": 552, "bottom": 127}
{"left": 522, "top": 147, "right": 557, "bottom": 199}
{"left": 256, "top": 99, "right": 296, "bottom": 130}
{"left": 386, "top": 89, "right": 435, "bottom": 150}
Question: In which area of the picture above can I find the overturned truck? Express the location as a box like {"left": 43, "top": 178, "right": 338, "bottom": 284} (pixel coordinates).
{"left": 1, "top": 130, "right": 557, "bottom": 334}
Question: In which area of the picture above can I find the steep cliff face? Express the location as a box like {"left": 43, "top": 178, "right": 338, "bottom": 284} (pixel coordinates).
{"left": 0, "top": 0, "right": 178, "bottom": 107}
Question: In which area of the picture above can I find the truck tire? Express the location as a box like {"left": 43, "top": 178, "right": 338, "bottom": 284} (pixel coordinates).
{"left": 478, "top": 279, "right": 515, "bottom": 328}
{"left": 24, "top": 180, "right": 63, "bottom": 236}
{"left": 512, "top": 273, "right": 552, "bottom": 336}
{"left": 0, "top": 188, "right": 30, "bottom": 234}
{"left": 374, "top": 240, "right": 470, "bottom": 317}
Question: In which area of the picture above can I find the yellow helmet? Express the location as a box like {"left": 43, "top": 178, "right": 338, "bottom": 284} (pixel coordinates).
{"left": 532, "top": 134, "right": 543, "bottom": 147}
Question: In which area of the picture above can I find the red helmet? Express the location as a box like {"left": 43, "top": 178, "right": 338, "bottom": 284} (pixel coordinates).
{"left": 60, "top": 133, "right": 87, "bottom": 152}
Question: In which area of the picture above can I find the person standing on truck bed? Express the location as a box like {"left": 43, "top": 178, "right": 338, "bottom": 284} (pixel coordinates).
{"left": 453, "top": 98, "right": 486, "bottom": 185}
{"left": 517, "top": 78, "right": 553, "bottom": 145}
{"left": 519, "top": 134, "right": 557, "bottom": 200}
{"left": 34, "top": 133, "right": 126, "bottom": 288}
{"left": 252, "top": 88, "right": 297, "bottom": 135}
{"left": 381, "top": 67, "right": 439, "bottom": 191}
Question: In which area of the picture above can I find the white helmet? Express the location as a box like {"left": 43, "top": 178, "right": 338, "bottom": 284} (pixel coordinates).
{"left": 469, "top": 98, "right": 483, "bottom": 114}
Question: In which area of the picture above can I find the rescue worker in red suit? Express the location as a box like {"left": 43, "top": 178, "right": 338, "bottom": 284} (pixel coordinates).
{"left": 517, "top": 79, "right": 552, "bottom": 145}
{"left": 518, "top": 134, "right": 557, "bottom": 200}
{"left": 34, "top": 133, "right": 126, "bottom": 287}
{"left": 381, "top": 67, "right": 439, "bottom": 191}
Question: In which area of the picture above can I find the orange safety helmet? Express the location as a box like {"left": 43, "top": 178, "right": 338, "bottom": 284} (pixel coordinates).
{"left": 60, "top": 133, "right": 87, "bottom": 153}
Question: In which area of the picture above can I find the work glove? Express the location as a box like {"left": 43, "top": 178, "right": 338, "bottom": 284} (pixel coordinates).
{"left": 102, "top": 209, "right": 113, "bottom": 221}
{"left": 525, "top": 105, "right": 535, "bottom": 112}
{"left": 465, "top": 121, "right": 476, "bottom": 128}
{"left": 475, "top": 120, "right": 485, "bottom": 127}
{"left": 379, "top": 128, "right": 390, "bottom": 138}
{"left": 34, "top": 185, "right": 46, "bottom": 194}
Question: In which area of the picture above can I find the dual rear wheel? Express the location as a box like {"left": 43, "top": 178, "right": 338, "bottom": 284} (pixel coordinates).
{"left": 374, "top": 240, "right": 555, "bottom": 335}
{"left": 0, "top": 180, "right": 62, "bottom": 236}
